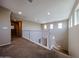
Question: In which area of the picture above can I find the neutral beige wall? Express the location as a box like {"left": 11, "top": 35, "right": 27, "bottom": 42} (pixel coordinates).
{"left": 0, "top": 7, "right": 11, "bottom": 46}
{"left": 69, "top": 25, "right": 79, "bottom": 57}
{"left": 22, "top": 20, "right": 41, "bottom": 30}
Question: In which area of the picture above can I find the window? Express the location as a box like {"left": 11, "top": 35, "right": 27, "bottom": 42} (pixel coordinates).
{"left": 77, "top": 10, "right": 79, "bottom": 24}
{"left": 50, "top": 24, "right": 53, "bottom": 29}
{"left": 69, "top": 19, "right": 71, "bottom": 28}
{"left": 70, "top": 16, "right": 73, "bottom": 27}
{"left": 44, "top": 24, "right": 47, "bottom": 29}
{"left": 58, "top": 23, "right": 62, "bottom": 29}
{"left": 74, "top": 12, "right": 77, "bottom": 26}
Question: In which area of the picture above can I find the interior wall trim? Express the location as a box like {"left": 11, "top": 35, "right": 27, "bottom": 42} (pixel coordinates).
{"left": 0, "top": 42, "right": 11, "bottom": 46}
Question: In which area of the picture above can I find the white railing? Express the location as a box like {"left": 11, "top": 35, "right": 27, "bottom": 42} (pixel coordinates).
{"left": 22, "top": 30, "right": 60, "bottom": 50}
{"left": 22, "top": 30, "right": 51, "bottom": 49}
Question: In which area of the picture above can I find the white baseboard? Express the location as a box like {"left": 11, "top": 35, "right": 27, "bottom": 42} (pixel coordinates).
{"left": 0, "top": 42, "right": 11, "bottom": 46}
{"left": 23, "top": 37, "right": 50, "bottom": 50}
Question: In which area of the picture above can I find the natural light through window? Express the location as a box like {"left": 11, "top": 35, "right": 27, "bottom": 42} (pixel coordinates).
{"left": 69, "top": 19, "right": 71, "bottom": 28}
{"left": 77, "top": 10, "right": 79, "bottom": 25}
{"left": 44, "top": 24, "right": 47, "bottom": 29}
{"left": 58, "top": 23, "right": 62, "bottom": 29}
{"left": 70, "top": 16, "right": 73, "bottom": 27}
{"left": 50, "top": 24, "right": 53, "bottom": 29}
{"left": 74, "top": 12, "right": 77, "bottom": 26}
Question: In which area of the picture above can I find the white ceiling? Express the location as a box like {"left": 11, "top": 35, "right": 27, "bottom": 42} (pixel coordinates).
{"left": 0, "top": 0, "right": 75, "bottom": 23}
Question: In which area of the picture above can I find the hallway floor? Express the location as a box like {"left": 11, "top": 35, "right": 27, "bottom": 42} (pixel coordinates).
{"left": 0, "top": 38, "right": 56, "bottom": 58}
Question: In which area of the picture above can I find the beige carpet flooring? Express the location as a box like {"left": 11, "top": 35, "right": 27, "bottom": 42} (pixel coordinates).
{"left": 0, "top": 38, "right": 56, "bottom": 58}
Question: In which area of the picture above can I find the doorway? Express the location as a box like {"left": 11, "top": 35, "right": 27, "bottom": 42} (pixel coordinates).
{"left": 11, "top": 21, "right": 22, "bottom": 38}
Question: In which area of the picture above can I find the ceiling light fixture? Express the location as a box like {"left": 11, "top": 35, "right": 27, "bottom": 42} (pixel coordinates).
{"left": 18, "top": 11, "right": 22, "bottom": 15}
{"left": 48, "top": 12, "right": 51, "bottom": 15}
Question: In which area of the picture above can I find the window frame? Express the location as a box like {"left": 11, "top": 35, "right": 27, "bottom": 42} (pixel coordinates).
{"left": 58, "top": 23, "right": 63, "bottom": 29}
{"left": 50, "top": 24, "right": 54, "bottom": 29}
{"left": 44, "top": 24, "right": 47, "bottom": 30}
